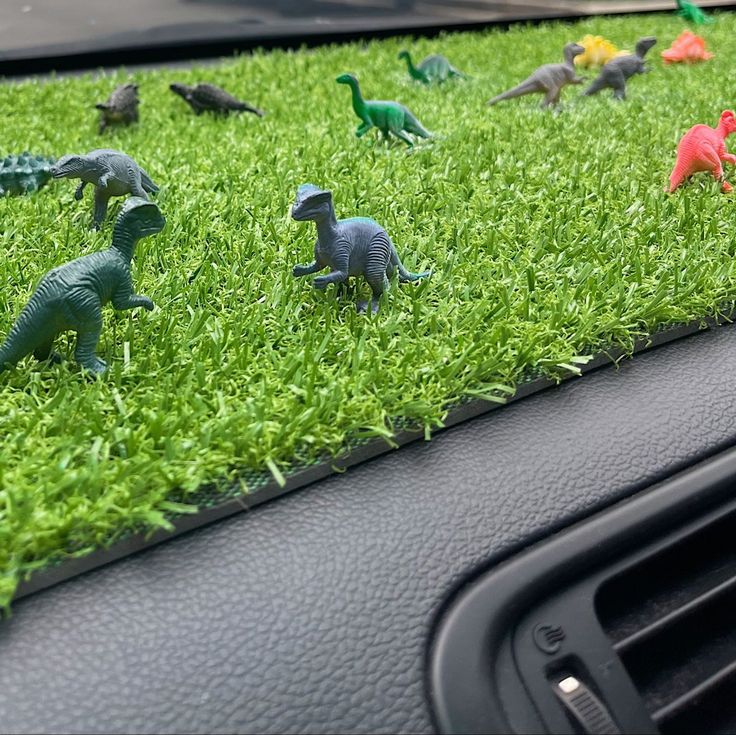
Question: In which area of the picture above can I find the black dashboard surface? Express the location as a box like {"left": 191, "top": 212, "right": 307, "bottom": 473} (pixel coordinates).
{"left": 2, "top": 324, "right": 736, "bottom": 734}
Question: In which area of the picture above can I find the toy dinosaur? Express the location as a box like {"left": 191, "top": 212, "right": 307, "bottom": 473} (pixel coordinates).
{"left": 667, "top": 110, "right": 736, "bottom": 193}
{"left": 51, "top": 148, "right": 159, "bottom": 229}
{"left": 574, "top": 35, "right": 629, "bottom": 68}
{"left": 96, "top": 83, "right": 139, "bottom": 134}
{"left": 661, "top": 30, "right": 714, "bottom": 64}
{"left": 675, "top": 0, "right": 713, "bottom": 24}
{"left": 0, "top": 153, "right": 55, "bottom": 196}
{"left": 169, "top": 83, "right": 264, "bottom": 116}
{"left": 397, "top": 50, "right": 466, "bottom": 83}
{"left": 335, "top": 73, "right": 432, "bottom": 147}
{"left": 583, "top": 37, "right": 657, "bottom": 100}
{"left": 0, "top": 197, "right": 164, "bottom": 376}
{"left": 291, "top": 184, "right": 430, "bottom": 313}
{"left": 487, "top": 43, "right": 585, "bottom": 108}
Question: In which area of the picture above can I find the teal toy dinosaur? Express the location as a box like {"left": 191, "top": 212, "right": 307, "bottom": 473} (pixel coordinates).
{"left": 0, "top": 198, "right": 164, "bottom": 376}
{"left": 676, "top": 0, "right": 713, "bottom": 24}
{"left": 336, "top": 73, "right": 432, "bottom": 147}
{"left": 0, "top": 153, "right": 55, "bottom": 196}
{"left": 397, "top": 50, "right": 466, "bottom": 83}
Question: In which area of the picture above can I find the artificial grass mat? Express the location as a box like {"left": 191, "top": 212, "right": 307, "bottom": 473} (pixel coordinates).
{"left": 2, "top": 12, "right": 736, "bottom": 606}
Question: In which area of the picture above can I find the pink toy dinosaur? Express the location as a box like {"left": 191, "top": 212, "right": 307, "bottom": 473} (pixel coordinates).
{"left": 661, "top": 30, "right": 714, "bottom": 64}
{"left": 668, "top": 110, "right": 736, "bottom": 193}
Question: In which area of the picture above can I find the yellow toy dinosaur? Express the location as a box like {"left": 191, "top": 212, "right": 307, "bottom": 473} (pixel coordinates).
{"left": 574, "top": 35, "right": 630, "bottom": 68}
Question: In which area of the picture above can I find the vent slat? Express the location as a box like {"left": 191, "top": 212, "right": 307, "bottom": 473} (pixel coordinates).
{"left": 613, "top": 572, "right": 736, "bottom": 655}
{"left": 652, "top": 659, "right": 736, "bottom": 726}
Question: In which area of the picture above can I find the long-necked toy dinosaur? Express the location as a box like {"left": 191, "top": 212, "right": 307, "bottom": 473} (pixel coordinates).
{"left": 397, "top": 50, "right": 466, "bottom": 83}
{"left": 487, "top": 43, "right": 585, "bottom": 108}
{"left": 0, "top": 198, "right": 165, "bottom": 376}
{"left": 336, "top": 73, "right": 432, "bottom": 146}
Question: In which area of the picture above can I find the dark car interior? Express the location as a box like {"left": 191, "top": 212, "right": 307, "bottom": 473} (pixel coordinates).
{"left": 3, "top": 2, "right": 736, "bottom": 734}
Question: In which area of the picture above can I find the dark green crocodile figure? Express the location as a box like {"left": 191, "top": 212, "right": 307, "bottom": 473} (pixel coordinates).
{"left": 398, "top": 50, "right": 466, "bottom": 83}
{"left": 336, "top": 73, "right": 432, "bottom": 147}
{"left": 96, "top": 83, "right": 140, "bottom": 134}
{"left": 0, "top": 198, "right": 164, "bottom": 376}
{"left": 0, "top": 153, "right": 55, "bottom": 196}
{"left": 51, "top": 149, "right": 159, "bottom": 229}
{"left": 291, "top": 184, "right": 431, "bottom": 313}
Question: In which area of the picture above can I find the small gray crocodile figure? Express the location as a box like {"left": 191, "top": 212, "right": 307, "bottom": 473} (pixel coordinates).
{"left": 96, "top": 83, "right": 140, "bottom": 134}
{"left": 169, "top": 82, "right": 264, "bottom": 116}
{"left": 487, "top": 42, "right": 586, "bottom": 108}
{"left": 336, "top": 73, "right": 432, "bottom": 147}
{"left": 583, "top": 37, "right": 657, "bottom": 100}
{"left": 51, "top": 148, "right": 159, "bottom": 229}
{"left": 0, "top": 197, "right": 164, "bottom": 376}
{"left": 398, "top": 50, "right": 466, "bottom": 83}
{"left": 291, "top": 184, "right": 430, "bottom": 313}
{"left": 0, "top": 152, "right": 55, "bottom": 196}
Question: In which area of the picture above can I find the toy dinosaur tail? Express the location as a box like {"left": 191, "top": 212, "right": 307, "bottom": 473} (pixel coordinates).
{"left": 233, "top": 101, "right": 265, "bottom": 117}
{"left": 94, "top": 103, "right": 110, "bottom": 111}
{"left": 0, "top": 298, "right": 48, "bottom": 371}
{"left": 403, "top": 110, "right": 432, "bottom": 138}
{"left": 487, "top": 78, "right": 540, "bottom": 105}
{"left": 582, "top": 75, "right": 607, "bottom": 97}
{"left": 140, "top": 168, "right": 159, "bottom": 195}
{"left": 391, "top": 249, "right": 431, "bottom": 282}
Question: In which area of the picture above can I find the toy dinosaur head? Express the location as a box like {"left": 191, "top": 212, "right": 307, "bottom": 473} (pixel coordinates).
{"left": 635, "top": 37, "right": 657, "bottom": 58}
{"left": 336, "top": 73, "right": 358, "bottom": 86}
{"left": 398, "top": 50, "right": 411, "bottom": 61}
{"left": 50, "top": 154, "right": 92, "bottom": 179}
{"left": 563, "top": 43, "right": 586, "bottom": 63}
{"left": 291, "top": 184, "right": 332, "bottom": 221}
{"left": 114, "top": 197, "right": 166, "bottom": 243}
{"left": 169, "top": 83, "right": 191, "bottom": 99}
{"left": 719, "top": 110, "right": 736, "bottom": 135}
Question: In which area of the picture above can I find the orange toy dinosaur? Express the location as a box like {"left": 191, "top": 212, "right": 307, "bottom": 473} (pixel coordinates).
{"left": 668, "top": 110, "right": 736, "bottom": 193}
{"left": 661, "top": 30, "right": 714, "bottom": 64}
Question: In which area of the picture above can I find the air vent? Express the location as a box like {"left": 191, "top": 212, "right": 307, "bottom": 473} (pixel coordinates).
{"left": 596, "top": 508, "right": 736, "bottom": 734}
{"left": 431, "top": 447, "right": 736, "bottom": 735}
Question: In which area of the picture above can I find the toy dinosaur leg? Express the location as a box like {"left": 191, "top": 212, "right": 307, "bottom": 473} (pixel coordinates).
{"left": 74, "top": 181, "right": 86, "bottom": 201}
{"left": 130, "top": 170, "right": 147, "bottom": 199}
{"left": 700, "top": 144, "right": 732, "bottom": 192}
{"left": 74, "top": 319, "right": 106, "bottom": 375}
{"left": 541, "top": 86, "right": 561, "bottom": 108}
{"left": 359, "top": 275, "right": 390, "bottom": 314}
{"left": 391, "top": 128, "right": 414, "bottom": 147}
{"left": 33, "top": 338, "right": 61, "bottom": 364}
{"left": 92, "top": 191, "right": 109, "bottom": 230}
{"left": 668, "top": 164, "right": 689, "bottom": 193}
{"left": 356, "top": 122, "right": 372, "bottom": 137}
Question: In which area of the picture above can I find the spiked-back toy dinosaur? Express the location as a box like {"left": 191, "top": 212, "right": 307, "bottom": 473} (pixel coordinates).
{"left": 170, "top": 83, "right": 264, "bottom": 117}
{"left": 668, "top": 110, "right": 736, "bottom": 193}
{"left": 0, "top": 198, "right": 165, "bottom": 376}
{"left": 336, "top": 73, "right": 432, "bottom": 146}
{"left": 0, "top": 153, "right": 55, "bottom": 196}
{"left": 397, "top": 50, "right": 466, "bottom": 83}
{"left": 96, "top": 83, "right": 139, "bottom": 134}
{"left": 51, "top": 149, "right": 159, "bottom": 229}
{"left": 583, "top": 37, "right": 657, "bottom": 100}
{"left": 291, "top": 184, "right": 430, "bottom": 313}
{"left": 487, "top": 43, "right": 585, "bottom": 108}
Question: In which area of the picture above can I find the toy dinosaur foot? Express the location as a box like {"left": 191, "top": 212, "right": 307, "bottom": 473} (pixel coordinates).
{"left": 80, "top": 357, "right": 108, "bottom": 376}
{"left": 723, "top": 181, "right": 733, "bottom": 193}
{"left": 356, "top": 299, "right": 380, "bottom": 314}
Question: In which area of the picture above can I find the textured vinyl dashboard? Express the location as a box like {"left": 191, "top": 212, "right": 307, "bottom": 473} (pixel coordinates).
{"left": 2, "top": 325, "right": 736, "bottom": 734}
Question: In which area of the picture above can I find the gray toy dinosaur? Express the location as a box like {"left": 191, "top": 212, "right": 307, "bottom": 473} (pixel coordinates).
{"left": 583, "top": 37, "right": 657, "bottom": 100}
{"left": 0, "top": 197, "right": 164, "bottom": 376}
{"left": 169, "top": 83, "right": 264, "bottom": 116}
{"left": 96, "top": 83, "right": 139, "bottom": 133}
{"left": 291, "top": 183, "right": 430, "bottom": 313}
{"left": 51, "top": 149, "right": 159, "bottom": 229}
{"left": 487, "top": 42, "right": 586, "bottom": 108}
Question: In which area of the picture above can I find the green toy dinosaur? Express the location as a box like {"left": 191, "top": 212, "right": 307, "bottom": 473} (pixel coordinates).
{"left": 0, "top": 198, "right": 165, "bottom": 376}
{"left": 676, "top": 0, "right": 714, "bottom": 24}
{"left": 336, "top": 73, "right": 432, "bottom": 147}
{"left": 397, "top": 50, "right": 466, "bottom": 83}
